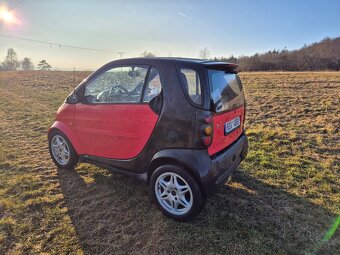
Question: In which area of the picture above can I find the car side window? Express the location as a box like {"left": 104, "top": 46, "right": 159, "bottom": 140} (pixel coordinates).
{"left": 180, "top": 68, "right": 202, "bottom": 104}
{"left": 142, "top": 67, "right": 162, "bottom": 102}
{"left": 84, "top": 66, "right": 148, "bottom": 103}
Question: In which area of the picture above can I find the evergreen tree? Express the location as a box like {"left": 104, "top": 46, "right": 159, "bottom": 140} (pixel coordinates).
{"left": 37, "top": 60, "right": 52, "bottom": 70}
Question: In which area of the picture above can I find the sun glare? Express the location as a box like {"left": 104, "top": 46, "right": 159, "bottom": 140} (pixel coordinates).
{"left": 0, "top": 6, "right": 16, "bottom": 24}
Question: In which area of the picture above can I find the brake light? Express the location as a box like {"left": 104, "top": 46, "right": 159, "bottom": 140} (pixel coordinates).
{"left": 204, "top": 116, "right": 213, "bottom": 124}
{"left": 202, "top": 136, "right": 212, "bottom": 146}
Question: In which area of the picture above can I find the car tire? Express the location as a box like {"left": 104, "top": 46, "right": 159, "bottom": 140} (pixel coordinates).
{"left": 48, "top": 130, "right": 78, "bottom": 169}
{"left": 150, "top": 165, "right": 206, "bottom": 221}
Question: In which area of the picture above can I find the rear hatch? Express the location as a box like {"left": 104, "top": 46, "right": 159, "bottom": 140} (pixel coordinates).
{"left": 207, "top": 66, "right": 245, "bottom": 156}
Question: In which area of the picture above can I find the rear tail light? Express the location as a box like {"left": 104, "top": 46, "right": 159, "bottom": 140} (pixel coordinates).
{"left": 204, "top": 125, "right": 213, "bottom": 136}
{"left": 202, "top": 116, "right": 213, "bottom": 146}
{"left": 204, "top": 116, "right": 213, "bottom": 124}
{"left": 202, "top": 136, "right": 212, "bottom": 146}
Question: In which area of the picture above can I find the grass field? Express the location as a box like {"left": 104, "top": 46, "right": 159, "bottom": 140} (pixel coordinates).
{"left": 0, "top": 71, "right": 339, "bottom": 255}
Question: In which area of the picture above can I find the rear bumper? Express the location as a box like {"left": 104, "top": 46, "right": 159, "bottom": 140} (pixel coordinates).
{"left": 148, "top": 132, "right": 248, "bottom": 197}
{"left": 204, "top": 132, "right": 248, "bottom": 196}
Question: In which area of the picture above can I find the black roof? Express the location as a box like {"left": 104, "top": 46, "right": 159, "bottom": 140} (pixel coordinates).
{"left": 111, "top": 57, "right": 237, "bottom": 67}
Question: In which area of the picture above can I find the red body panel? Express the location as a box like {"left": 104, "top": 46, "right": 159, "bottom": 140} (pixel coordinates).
{"left": 74, "top": 104, "right": 159, "bottom": 159}
{"left": 208, "top": 106, "right": 244, "bottom": 156}
{"left": 49, "top": 104, "right": 81, "bottom": 153}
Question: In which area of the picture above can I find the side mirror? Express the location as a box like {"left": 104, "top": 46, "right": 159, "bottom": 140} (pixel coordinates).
{"left": 66, "top": 93, "right": 79, "bottom": 104}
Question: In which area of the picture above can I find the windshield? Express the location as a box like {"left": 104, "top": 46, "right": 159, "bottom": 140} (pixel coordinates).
{"left": 208, "top": 70, "right": 244, "bottom": 113}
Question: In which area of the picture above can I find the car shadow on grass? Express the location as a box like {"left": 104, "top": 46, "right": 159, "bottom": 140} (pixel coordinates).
{"left": 57, "top": 167, "right": 338, "bottom": 255}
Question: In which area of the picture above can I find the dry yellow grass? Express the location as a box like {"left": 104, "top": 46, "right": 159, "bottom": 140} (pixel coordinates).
{"left": 0, "top": 71, "right": 339, "bottom": 254}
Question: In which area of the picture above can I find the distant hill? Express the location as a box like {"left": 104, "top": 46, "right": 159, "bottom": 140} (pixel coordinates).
{"left": 215, "top": 37, "right": 340, "bottom": 71}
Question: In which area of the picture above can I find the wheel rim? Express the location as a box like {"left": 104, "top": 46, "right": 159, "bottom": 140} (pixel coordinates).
{"left": 51, "top": 135, "right": 70, "bottom": 166}
{"left": 155, "top": 172, "right": 193, "bottom": 216}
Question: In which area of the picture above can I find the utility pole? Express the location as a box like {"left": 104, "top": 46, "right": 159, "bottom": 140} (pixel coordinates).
{"left": 117, "top": 51, "right": 125, "bottom": 59}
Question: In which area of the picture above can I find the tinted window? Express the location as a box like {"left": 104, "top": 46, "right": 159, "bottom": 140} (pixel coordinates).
{"left": 85, "top": 66, "right": 148, "bottom": 103}
{"left": 143, "top": 67, "right": 162, "bottom": 102}
{"left": 180, "top": 68, "right": 202, "bottom": 104}
{"left": 208, "top": 70, "right": 244, "bottom": 112}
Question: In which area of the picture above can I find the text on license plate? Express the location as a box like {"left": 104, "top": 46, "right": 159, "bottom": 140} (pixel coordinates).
{"left": 224, "top": 116, "right": 241, "bottom": 135}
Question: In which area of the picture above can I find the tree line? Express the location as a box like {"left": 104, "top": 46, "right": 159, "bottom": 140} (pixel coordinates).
{"left": 0, "top": 48, "right": 52, "bottom": 71}
{"left": 2, "top": 37, "right": 339, "bottom": 71}
{"left": 144, "top": 37, "right": 340, "bottom": 71}
{"left": 212, "top": 37, "right": 340, "bottom": 71}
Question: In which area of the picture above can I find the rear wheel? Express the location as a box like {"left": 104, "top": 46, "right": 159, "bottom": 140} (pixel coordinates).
{"left": 48, "top": 130, "right": 78, "bottom": 169}
{"left": 150, "top": 165, "right": 206, "bottom": 221}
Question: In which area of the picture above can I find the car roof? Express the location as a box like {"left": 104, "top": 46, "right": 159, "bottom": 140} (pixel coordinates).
{"left": 110, "top": 57, "right": 238, "bottom": 68}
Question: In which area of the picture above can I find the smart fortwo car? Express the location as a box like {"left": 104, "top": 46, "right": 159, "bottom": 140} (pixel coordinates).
{"left": 48, "top": 58, "right": 248, "bottom": 221}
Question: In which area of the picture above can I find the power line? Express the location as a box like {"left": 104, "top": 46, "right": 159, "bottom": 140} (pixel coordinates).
{"left": 0, "top": 33, "right": 116, "bottom": 53}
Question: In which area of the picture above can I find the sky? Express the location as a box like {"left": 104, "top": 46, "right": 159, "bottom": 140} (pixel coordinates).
{"left": 0, "top": 0, "right": 339, "bottom": 70}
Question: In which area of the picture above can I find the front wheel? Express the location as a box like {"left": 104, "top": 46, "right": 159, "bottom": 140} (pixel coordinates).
{"left": 150, "top": 165, "right": 206, "bottom": 221}
{"left": 48, "top": 130, "right": 78, "bottom": 169}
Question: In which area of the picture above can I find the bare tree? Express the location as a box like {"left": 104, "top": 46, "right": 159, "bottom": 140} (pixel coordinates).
{"left": 2, "top": 48, "right": 19, "bottom": 70}
{"left": 20, "top": 57, "right": 34, "bottom": 71}
{"left": 199, "top": 48, "right": 210, "bottom": 59}
{"left": 37, "top": 60, "right": 52, "bottom": 71}
{"left": 141, "top": 51, "right": 156, "bottom": 57}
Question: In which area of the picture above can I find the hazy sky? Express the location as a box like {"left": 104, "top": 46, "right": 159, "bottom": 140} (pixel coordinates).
{"left": 0, "top": 0, "right": 339, "bottom": 70}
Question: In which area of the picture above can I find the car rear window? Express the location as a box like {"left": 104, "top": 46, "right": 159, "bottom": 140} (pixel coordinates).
{"left": 179, "top": 68, "right": 202, "bottom": 105}
{"left": 208, "top": 70, "right": 244, "bottom": 112}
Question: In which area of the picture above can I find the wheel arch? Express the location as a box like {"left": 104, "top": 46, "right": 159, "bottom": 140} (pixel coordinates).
{"left": 48, "top": 121, "right": 80, "bottom": 154}
{"left": 147, "top": 149, "right": 212, "bottom": 194}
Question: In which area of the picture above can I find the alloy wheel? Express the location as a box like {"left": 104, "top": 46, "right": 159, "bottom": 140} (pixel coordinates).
{"left": 155, "top": 172, "right": 193, "bottom": 215}
{"left": 51, "top": 135, "right": 70, "bottom": 166}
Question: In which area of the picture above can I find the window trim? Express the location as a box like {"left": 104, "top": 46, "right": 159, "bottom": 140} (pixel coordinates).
{"left": 82, "top": 64, "right": 162, "bottom": 105}
{"left": 141, "top": 67, "right": 163, "bottom": 103}
{"left": 140, "top": 67, "right": 151, "bottom": 103}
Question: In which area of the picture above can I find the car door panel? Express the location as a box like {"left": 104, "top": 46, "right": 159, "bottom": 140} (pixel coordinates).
{"left": 75, "top": 103, "right": 159, "bottom": 159}
{"left": 74, "top": 65, "right": 162, "bottom": 159}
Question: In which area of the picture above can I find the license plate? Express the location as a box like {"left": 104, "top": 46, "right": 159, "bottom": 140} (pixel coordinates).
{"left": 224, "top": 116, "right": 241, "bottom": 135}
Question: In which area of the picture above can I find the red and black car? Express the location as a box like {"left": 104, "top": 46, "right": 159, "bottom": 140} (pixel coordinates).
{"left": 48, "top": 57, "right": 248, "bottom": 221}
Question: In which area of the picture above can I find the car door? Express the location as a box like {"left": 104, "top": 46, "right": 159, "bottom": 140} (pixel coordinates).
{"left": 75, "top": 65, "right": 162, "bottom": 159}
